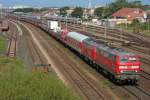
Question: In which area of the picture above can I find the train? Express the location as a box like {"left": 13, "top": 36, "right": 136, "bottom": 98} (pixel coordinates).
{"left": 9, "top": 14, "right": 141, "bottom": 84}
{"left": 45, "top": 16, "right": 82, "bottom": 24}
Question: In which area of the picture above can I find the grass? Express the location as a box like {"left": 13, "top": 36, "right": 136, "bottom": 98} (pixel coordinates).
{"left": 142, "top": 30, "right": 150, "bottom": 36}
{"left": 0, "top": 36, "right": 6, "bottom": 55}
{"left": 116, "top": 23, "right": 150, "bottom": 36}
{"left": 0, "top": 35, "right": 80, "bottom": 100}
{"left": 0, "top": 57, "right": 80, "bottom": 100}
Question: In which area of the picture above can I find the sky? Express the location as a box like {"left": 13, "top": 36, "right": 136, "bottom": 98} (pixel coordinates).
{"left": 0, "top": 0, "right": 150, "bottom": 8}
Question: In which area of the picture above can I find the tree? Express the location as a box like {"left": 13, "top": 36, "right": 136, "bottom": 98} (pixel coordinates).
{"left": 14, "top": 8, "right": 35, "bottom": 13}
{"left": 94, "top": 7, "right": 105, "bottom": 19}
{"left": 108, "top": 0, "right": 129, "bottom": 16}
{"left": 132, "top": 19, "right": 142, "bottom": 33}
{"left": 129, "top": 1, "right": 142, "bottom": 8}
{"left": 60, "top": 6, "right": 69, "bottom": 17}
{"left": 71, "top": 7, "right": 83, "bottom": 18}
{"left": 94, "top": 0, "right": 129, "bottom": 19}
{"left": 13, "top": 8, "right": 47, "bottom": 13}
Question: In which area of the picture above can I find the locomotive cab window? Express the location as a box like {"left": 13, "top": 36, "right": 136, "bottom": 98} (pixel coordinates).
{"left": 120, "top": 57, "right": 137, "bottom": 62}
{"left": 120, "top": 58, "right": 128, "bottom": 62}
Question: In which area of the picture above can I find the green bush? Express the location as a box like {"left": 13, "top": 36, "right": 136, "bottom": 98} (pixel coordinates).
{"left": 116, "top": 21, "right": 150, "bottom": 34}
{"left": 0, "top": 58, "right": 80, "bottom": 100}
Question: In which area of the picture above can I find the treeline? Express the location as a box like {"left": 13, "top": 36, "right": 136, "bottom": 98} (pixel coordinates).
{"left": 13, "top": 8, "right": 47, "bottom": 13}
{"left": 13, "top": 0, "right": 148, "bottom": 19}
{"left": 94, "top": 0, "right": 143, "bottom": 19}
{"left": 60, "top": 7, "right": 83, "bottom": 18}
{"left": 60, "top": 0, "right": 146, "bottom": 19}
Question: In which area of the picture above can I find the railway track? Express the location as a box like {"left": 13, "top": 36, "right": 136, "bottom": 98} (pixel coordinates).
{"left": 6, "top": 20, "right": 22, "bottom": 57}
{"left": 24, "top": 22, "right": 115, "bottom": 100}
{"left": 6, "top": 32, "right": 17, "bottom": 57}
{"left": 20, "top": 22, "right": 51, "bottom": 73}
{"left": 54, "top": 51, "right": 105, "bottom": 100}
{"left": 62, "top": 22, "right": 150, "bottom": 48}
{"left": 62, "top": 23, "right": 140, "bottom": 49}
{"left": 135, "top": 32, "right": 150, "bottom": 39}
{"left": 27, "top": 37, "right": 51, "bottom": 72}
{"left": 142, "top": 71, "right": 150, "bottom": 80}
{"left": 123, "top": 85, "right": 150, "bottom": 100}
{"left": 85, "top": 24, "right": 150, "bottom": 47}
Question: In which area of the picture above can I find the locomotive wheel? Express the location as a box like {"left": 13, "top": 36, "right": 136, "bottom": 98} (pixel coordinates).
{"left": 98, "top": 66, "right": 102, "bottom": 73}
{"left": 115, "top": 79, "right": 124, "bottom": 85}
{"left": 130, "top": 80, "right": 137, "bottom": 85}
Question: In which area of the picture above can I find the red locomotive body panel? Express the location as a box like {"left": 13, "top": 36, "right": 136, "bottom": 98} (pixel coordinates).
{"left": 65, "top": 36, "right": 81, "bottom": 51}
{"left": 95, "top": 51, "right": 116, "bottom": 73}
{"left": 82, "top": 42, "right": 96, "bottom": 61}
{"left": 92, "top": 46, "right": 97, "bottom": 60}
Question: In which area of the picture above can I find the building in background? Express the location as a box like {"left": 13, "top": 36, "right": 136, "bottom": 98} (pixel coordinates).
{"left": 41, "top": 7, "right": 60, "bottom": 17}
{"left": 112, "top": 8, "right": 147, "bottom": 24}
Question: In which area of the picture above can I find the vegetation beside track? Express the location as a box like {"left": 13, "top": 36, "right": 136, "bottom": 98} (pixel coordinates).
{"left": 0, "top": 36, "right": 6, "bottom": 55}
{"left": 0, "top": 57, "right": 80, "bottom": 100}
{"left": 0, "top": 36, "right": 80, "bottom": 100}
{"left": 116, "top": 22, "right": 150, "bottom": 36}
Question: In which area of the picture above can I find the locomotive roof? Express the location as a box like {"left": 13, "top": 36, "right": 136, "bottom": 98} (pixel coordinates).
{"left": 67, "top": 32, "right": 90, "bottom": 42}
{"left": 85, "top": 38, "right": 136, "bottom": 56}
{"left": 98, "top": 44, "right": 136, "bottom": 56}
{"left": 84, "top": 38, "right": 108, "bottom": 46}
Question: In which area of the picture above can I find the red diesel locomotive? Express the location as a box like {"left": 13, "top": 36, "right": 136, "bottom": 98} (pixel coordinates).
{"left": 82, "top": 38, "right": 141, "bottom": 83}
{"left": 62, "top": 32, "right": 141, "bottom": 83}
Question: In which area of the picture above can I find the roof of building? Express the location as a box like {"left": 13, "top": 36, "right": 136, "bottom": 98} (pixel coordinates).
{"left": 112, "top": 8, "right": 144, "bottom": 17}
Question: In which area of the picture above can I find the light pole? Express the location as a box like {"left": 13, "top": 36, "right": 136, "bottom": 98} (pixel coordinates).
{"left": 0, "top": 4, "right": 2, "bottom": 20}
{"left": 125, "top": 19, "right": 128, "bottom": 29}
{"left": 104, "top": 19, "right": 107, "bottom": 40}
{"left": 65, "top": 16, "right": 67, "bottom": 29}
{"left": 120, "top": 22, "right": 123, "bottom": 40}
{"left": 148, "top": 21, "right": 150, "bottom": 32}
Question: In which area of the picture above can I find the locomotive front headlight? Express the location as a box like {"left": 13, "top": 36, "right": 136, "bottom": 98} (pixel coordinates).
{"left": 131, "top": 66, "right": 139, "bottom": 69}
{"left": 119, "top": 66, "right": 127, "bottom": 69}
